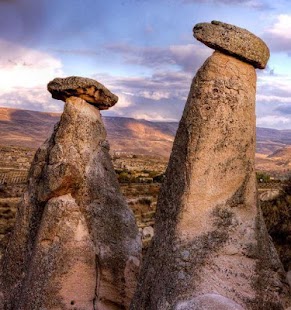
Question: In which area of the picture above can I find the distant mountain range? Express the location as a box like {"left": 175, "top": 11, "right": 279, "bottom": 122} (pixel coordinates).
{"left": 0, "top": 107, "right": 177, "bottom": 158}
{"left": 1, "top": 107, "right": 291, "bottom": 166}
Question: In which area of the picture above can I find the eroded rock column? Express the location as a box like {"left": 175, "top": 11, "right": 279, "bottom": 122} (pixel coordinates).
{"left": 131, "top": 21, "right": 291, "bottom": 310}
{"left": 0, "top": 76, "right": 141, "bottom": 310}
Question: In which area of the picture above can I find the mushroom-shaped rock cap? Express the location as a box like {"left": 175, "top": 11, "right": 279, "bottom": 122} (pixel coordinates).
{"left": 193, "top": 20, "right": 270, "bottom": 69}
{"left": 47, "top": 76, "right": 118, "bottom": 109}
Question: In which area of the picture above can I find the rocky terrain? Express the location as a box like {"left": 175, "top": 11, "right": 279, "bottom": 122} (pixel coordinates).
{"left": 0, "top": 107, "right": 59, "bottom": 149}
{"left": 1, "top": 21, "right": 291, "bottom": 310}
{"left": 131, "top": 20, "right": 291, "bottom": 309}
{"left": 260, "top": 183, "right": 291, "bottom": 272}
{"left": 1, "top": 100, "right": 291, "bottom": 302}
{"left": 2, "top": 107, "right": 291, "bottom": 161}
{"left": 257, "top": 127, "right": 291, "bottom": 154}
{"left": 1, "top": 77, "right": 142, "bottom": 310}
{"left": 0, "top": 107, "right": 175, "bottom": 158}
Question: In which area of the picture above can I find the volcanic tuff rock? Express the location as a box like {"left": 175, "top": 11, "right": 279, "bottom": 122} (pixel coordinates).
{"left": 260, "top": 183, "right": 291, "bottom": 272}
{"left": 2, "top": 107, "right": 291, "bottom": 157}
{"left": 131, "top": 23, "right": 291, "bottom": 309}
{"left": 0, "top": 78, "right": 141, "bottom": 310}
{"left": 47, "top": 76, "right": 118, "bottom": 109}
{"left": 193, "top": 20, "right": 270, "bottom": 69}
{"left": 175, "top": 294, "right": 245, "bottom": 310}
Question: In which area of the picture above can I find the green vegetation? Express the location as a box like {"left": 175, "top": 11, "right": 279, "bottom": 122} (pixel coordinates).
{"left": 256, "top": 172, "right": 270, "bottom": 183}
{"left": 115, "top": 168, "right": 164, "bottom": 184}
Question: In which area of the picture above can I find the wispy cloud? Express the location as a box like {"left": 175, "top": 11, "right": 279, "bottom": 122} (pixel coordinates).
{"left": 105, "top": 43, "right": 211, "bottom": 72}
{"left": 0, "top": 39, "right": 63, "bottom": 92}
{"left": 263, "top": 14, "right": 291, "bottom": 52}
{"left": 257, "top": 73, "right": 291, "bottom": 103}
{"left": 49, "top": 48, "right": 101, "bottom": 56}
{"left": 268, "top": 14, "right": 291, "bottom": 39}
{"left": 181, "top": 0, "right": 273, "bottom": 10}
{"left": 0, "top": 87, "right": 63, "bottom": 112}
{"left": 97, "top": 70, "right": 192, "bottom": 101}
{"left": 256, "top": 70, "right": 291, "bottom": 129}
{"left": 275, "top": 105, "right": 291, "bottom": 115}
{"left": 256, "top": 115, "right": 291, "bottom": 128}
{"left": 94, "top": 70, "right": 191, "bottom": 121}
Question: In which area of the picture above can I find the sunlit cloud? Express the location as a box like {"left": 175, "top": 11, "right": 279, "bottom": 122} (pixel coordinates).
{"left": 95, "top": 71, "right": 189, "bottom": 121}
{"left": 256, "top": 115, "right": 291, "bottom": 128}
{"left": 109, "top": 93, "right": 135, "bottom": 116}
{"left": 131, "top": 111, "right": 177, "bottom": 122}
{"left": 263, "top": 14, "right": 291, "bottom": 53}
{"left": 0, "top": 0, "right": 291, "bottom": 130}
{"left": 0, "top": 39, "right": 64, "bottom": 112}
{"left": 268, "top": 14, "right": 291, "bottom": 40}
{"left": 0, "top": 87, "right": 63, "bottom": 112}
{"left": 105, "top": 43, "right": 211, "bottom": 73}
{"left": 257, "top": 73, "right": 291, "bottom": 104}
{"left": 0, "top": 39, "right": 63, "bottom": 93}
{"left": 257, "top": 95, "right": 291, "bottom": 104}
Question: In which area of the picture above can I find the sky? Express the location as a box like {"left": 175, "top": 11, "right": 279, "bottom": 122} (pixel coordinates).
{"left": 1, "top": 0, "right": 291, "bottom": 129}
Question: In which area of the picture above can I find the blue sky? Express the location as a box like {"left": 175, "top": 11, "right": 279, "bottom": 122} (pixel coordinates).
{"left": 1, "top": 0, "right": 291, "bottom": 128}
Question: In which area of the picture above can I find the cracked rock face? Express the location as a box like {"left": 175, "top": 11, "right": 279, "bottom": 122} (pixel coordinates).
{"left": 1, "top": 80, "right": 141, "bottom": 310}
{"left": 193, "top": 20, "right": 270, "bottom": 69}
{"left": 47, "top": 76, "right": 118, "bottom": 109}
{"left": 131, "top": 24, "right": 291, "bottom": 309}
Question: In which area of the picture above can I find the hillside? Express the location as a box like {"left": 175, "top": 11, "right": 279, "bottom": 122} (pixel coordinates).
{"left": 104, "top": 117, "right": 177, "bottom": 157}
{"left": 256, "top": 127, "right": 291, "bottom": 154}
{"left": 0, "top": 108, "right": 59, "bottom": 148}
{"left": 1, "top": 107, "right": 291, "bottom": 159}
{"left": 267, "top": 146, "right": 291, "bottom": 159}
{"left": 0, "top": 107, "right": 178, "bottom": 158}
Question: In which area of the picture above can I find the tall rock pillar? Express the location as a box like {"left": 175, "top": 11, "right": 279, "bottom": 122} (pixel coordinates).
{"left": 0, "top": 77, "right": 141, "bottom": 310}
{"left": 131, "top": 21, "right": 291, "bottom": 310}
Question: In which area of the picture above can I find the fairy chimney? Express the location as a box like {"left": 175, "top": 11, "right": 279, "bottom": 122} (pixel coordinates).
{"left": 131, "top": 21, "right": 291, "bottom": 310}
{"left": 0, "top": 76, "right": 141, "bottom": 310}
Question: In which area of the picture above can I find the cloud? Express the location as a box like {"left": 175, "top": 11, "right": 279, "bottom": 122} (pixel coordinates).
{"left": 275, "top": 105, "right": 291, "bottom": 115}
{"left": 256, "top": 115, "right": 291, "bottom": 128}
{"left": 268, "top": 14, "right": 291, "bottom": 39}
{"left": 257, "top": 95, "right": 291, "bottom": 104}
{"left": 95, "top": 50, "right": 291, "bottom": 125}
{"left": 105, "top": 43, "right": 211, "bottom": 72}
{"left": 255, "top": 70, "right": 291, "bottom": 129}
{"left": 0, "top": 39, "right": 63, "bottom": 93}
{"left": 263, "top": 14, "right": 291, "bottom": 53}
{"left": 107, "top": 94, "right": 185, "bottom": 122}
{"left": 0, "top": 0, "right": 48, "bottom": 44}
{"left": 257, "top": 73, "right": 291, "bottom": 104}
{"left": 131, "top": 111, "right": 177, "bottom": 122}
{"left": 94, "top": 70, "right": 191, "bottom": 121}
{"left": 0, "top": 87, "right": 63, "bottom": 112}
{"left": 0, "top": 39, "right": 64, "bottom": 112}
{"left": 108, "top": 92, "right": 135, "bottom": 117}
{"left": 98, "top": 70, "right": 192, "bottom": 101}
{"left": 49, "top": 48, "right": 101, "bottom": 57}
{"left": 0, "top": 0, "right": 116, "bottom": 49}
{"left": 181, "top": 0, "right": 272, "bottom": 10}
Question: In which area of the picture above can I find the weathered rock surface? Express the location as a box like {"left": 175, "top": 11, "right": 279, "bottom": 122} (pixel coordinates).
{"left": 260, "top": 184, "right": 291, "bottom": 272}
{"left": 193, "top": 20, "right": 270, "bottom": 69}
{"left": 48, "top": 76, "right": 118, "bottom": 109}
{"left": 142, "top": 226, "right": 154, "bottom": 239}
{"left": 175, "top": 293, "right": 245, "bottom": 310}
{"left": 131, "top": 50, "right": 291, "bottom": 309}
{"left": 0, "top": 81, "right": 141, "bottom": 309}
{"left": 287, "top": 271, "right": 291, "bottom": 287}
